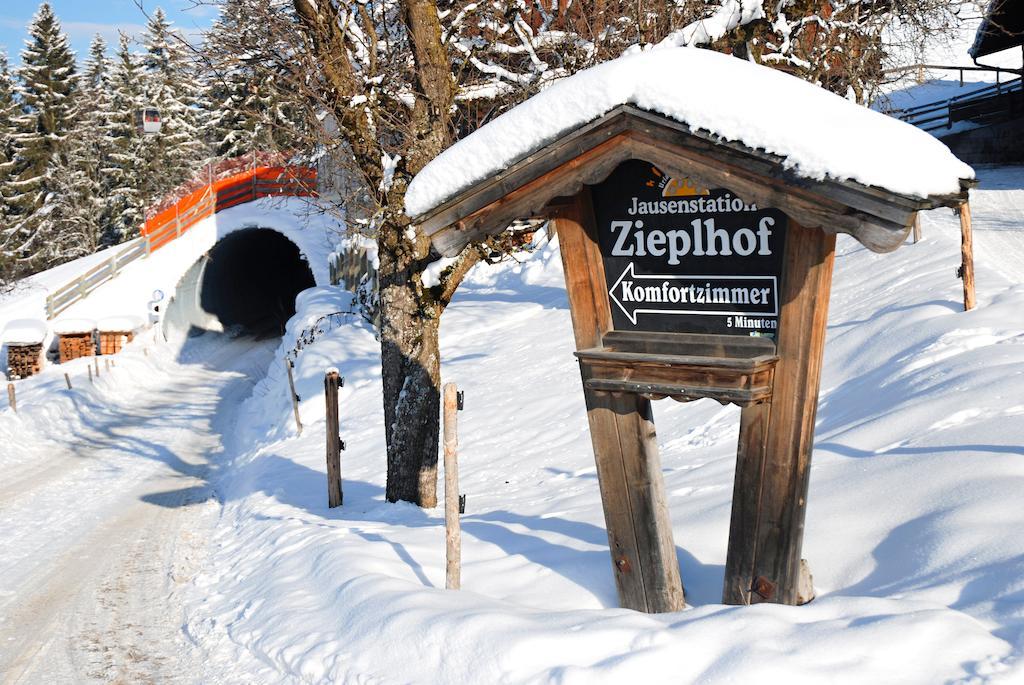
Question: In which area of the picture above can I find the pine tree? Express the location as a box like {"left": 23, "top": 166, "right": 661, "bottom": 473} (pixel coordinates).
{"left": 36, "top": 148, "right": 96, "bottom": 263}
{"left": 3, "top": 2, "right": 78, "bottom": 271}
{"left": 139, "top": 8, "right": 205, "bottom": 202}
{"left": 0, "top": 53, "right": 18, "bottom": 220}
{"left": 0, "top": 53, "right": 20, "bottom": 289}
{"left": 48, "top": 34, "right": 113, "bottom": 256}
{"left": 204, "top": 0, "right": 305, "bottom": 160}
{"left": 104, "top": 34, "right": 147, "bottom": 243}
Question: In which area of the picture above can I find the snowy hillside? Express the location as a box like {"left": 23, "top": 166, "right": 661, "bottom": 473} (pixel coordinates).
{"left": 162, "top": 169, "right": 1022, "bottom": 682}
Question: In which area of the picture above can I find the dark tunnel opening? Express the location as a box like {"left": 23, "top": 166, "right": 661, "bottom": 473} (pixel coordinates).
{"left": 198, "top": 228, "right": 316, "bottom": 338}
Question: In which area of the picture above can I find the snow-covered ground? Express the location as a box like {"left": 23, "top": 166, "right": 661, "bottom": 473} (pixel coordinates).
{"left": 0, "top": 332, "right": 277, "bottom": 682}
{"left": 2, "top": 166, "right": 1023, "bottom": 683}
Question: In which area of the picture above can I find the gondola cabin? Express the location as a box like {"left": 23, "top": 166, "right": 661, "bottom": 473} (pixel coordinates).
{"left": 135, "top": 108, "right": 162, "bottom": 136}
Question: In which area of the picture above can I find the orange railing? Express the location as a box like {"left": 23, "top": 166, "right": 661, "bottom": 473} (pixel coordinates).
{"left": 142, "top": 166, "right": 317, "bottom": 254}
{"left": 46, "top": 165, "right": 317, "bottom": 319}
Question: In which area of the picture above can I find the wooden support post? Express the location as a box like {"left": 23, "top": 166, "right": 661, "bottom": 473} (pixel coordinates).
{"left": 583, "top": 389, "right": 685, "bottom": 612}
{"left": 443, "top": 383, "right": 461, "bottom": 590}
{"left": 94, "top": 357, "right": 100, "bottom": 377}
{"left": 88, "top": 365, "right": 93, "bottom": 383}
{"left": 64, "top": 373, "right": 72, "bottom": 390}
{"left": 7, "top": 383, "right": 15, "bottom": 412}
{"left": 723, "top": 400, "right": 770, "bottom": 604}
{"left": 959, "top": 201, "right": 976, "bottom": 311}
{"left": 105, "top": 358, "right": 111, "bottom": 372}
{"left": 552, "top": 190, "right": 685, "bottom": 613}
{"left": 324, "top": 370, "right": 343, "bottom": 508}
{"left": 912, "top": 213, "right": 922, "bottom": 244}
{"left": 285, "top": 360, "right": 303, "bottom": 435}
{"left": 723, "top": 221, "right": 836, "bottom": 606}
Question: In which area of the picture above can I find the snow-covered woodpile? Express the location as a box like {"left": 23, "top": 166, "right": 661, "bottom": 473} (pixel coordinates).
{"left": 99, "top": 333, "right": 131, "bottom": 356}
{"left": 6, "top": 344, "right": 44, "bottom": 380}
{"left": 2, "top": 319, "right": 48, "bottom": 380}
{"left": 59, "top": 334, "right": 96, "bottom": 363}
{"left": 97, "top": 316, "right": 143, "bottom": 355}
{"left": 53, "top": 319, "right": 97, "bottom": 363}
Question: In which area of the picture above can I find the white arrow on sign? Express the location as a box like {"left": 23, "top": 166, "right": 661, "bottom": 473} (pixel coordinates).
{"left": 608, "top": 262, "right": 779, "bottom": 325}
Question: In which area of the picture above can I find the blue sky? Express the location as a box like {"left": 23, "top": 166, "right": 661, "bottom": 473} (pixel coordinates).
{"left": 0, "top": 1, "right": 218, "bottom": 63}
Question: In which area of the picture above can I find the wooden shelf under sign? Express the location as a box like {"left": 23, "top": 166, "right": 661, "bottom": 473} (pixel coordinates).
{"left": 576, "top": 332, "right": 778, "bottom": 407}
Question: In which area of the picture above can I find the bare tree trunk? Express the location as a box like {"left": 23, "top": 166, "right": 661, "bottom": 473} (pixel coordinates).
{"left": 379, "top": 234, "right": 443, "bottom": 507}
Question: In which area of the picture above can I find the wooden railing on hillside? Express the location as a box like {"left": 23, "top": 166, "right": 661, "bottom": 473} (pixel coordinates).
{"left": 142, "top": 166, "right": 317, "bottom": 253}
{"left": 891, "top": 77, "right": 1024, "bottom": 133}
{"left": 45, "top": 166, "right": 317, "bottom": 319}
{"left": 44, "top": 238, "right": 149, "bottom": 320}
{"left": 329, "top": 244, "right": 380, "bottom": 329}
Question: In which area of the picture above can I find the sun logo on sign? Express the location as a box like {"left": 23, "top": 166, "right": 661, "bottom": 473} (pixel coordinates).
{"left": 644, "top": 165, "right": 710, "bottom": 197}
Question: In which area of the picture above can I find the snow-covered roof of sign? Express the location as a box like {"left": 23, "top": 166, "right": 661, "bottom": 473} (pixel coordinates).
{"left": 2, "top": 319, "right": 48, "bottom": 345}
{"left": 406, "top": 47, "right": 974, "bottom": 222}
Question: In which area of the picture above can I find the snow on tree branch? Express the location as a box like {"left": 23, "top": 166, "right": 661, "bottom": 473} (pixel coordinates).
{"left": 658, "top": 0, "right": 765, "bottom": 48}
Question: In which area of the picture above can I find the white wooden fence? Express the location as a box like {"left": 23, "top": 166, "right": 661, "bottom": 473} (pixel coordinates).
{"left": 45, "top": 238, "right": 148, "bottom": 320}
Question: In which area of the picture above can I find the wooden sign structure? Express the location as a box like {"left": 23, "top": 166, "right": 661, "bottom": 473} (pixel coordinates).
{"left": 413, "top": 105, "right": 974, "bottom": 612}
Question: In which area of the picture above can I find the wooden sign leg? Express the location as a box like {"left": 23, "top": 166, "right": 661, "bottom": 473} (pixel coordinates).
{"left": 584, "top": 388, "right": 686, "bottom": 613}
{"left": 723, "top": 221, "right": 836, "bottom": 605}
{"left": 551, "top": 190, "right": 684, "bottom": 613}
{"left": 723, "top": 401, "right": 771, "bottom": 605}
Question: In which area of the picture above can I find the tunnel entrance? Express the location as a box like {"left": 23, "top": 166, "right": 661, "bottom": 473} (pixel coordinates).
{"left": 201, "top": 229, "right": 315, "bottom": 337}
{"left": 164, "top": 228, "right": 315, "bottom": 340}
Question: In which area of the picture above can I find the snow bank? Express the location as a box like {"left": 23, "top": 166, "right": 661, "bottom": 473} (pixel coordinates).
{"left": 2, "top": 319, "right": 47, "bottom": 345}
{"left": 406, "top": 48, "right": 974, "bottom": 218}
{"left": 97, "top": 315, "right": 144, "bottom": 332}
{"left": 51, "top": 318, "right": 97, "bottom": 335}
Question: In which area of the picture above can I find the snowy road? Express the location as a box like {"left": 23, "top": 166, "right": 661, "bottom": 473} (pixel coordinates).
{"left": 0, "top": 336, "right": 275, "bottom": 684}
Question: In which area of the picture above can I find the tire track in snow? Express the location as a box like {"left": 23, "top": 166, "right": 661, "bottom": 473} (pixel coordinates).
{"left": 0, "top": 336, "right": 275, "bottom": 684}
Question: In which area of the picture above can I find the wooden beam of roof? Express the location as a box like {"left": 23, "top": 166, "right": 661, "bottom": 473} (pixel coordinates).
{"left": 414, "top": 106, "right": 973, "bottom": 257}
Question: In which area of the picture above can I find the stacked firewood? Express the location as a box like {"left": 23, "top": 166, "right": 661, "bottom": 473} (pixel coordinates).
{"left": 98, "top": 331, "right": 133, "bottom": 355}
{"left": 59, "top": 333, "right": 96, "bottom": 362}
{"left": 7, "top": 344, "right": 43, "bottom": 379}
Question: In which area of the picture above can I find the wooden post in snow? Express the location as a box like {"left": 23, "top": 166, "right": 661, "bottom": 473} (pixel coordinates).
{"left": 443, "top": 383, "right": 462, "bottom": 590}
{"left": 94, "top": 357, "right": 100, "bottom": 377}
{"left": 7, "top": 383, "right": 15, "bottom": 412}
{"left": 64, "top": 373, "right": 72, "bottom": 390}
{"left": 912, "top": 213, "right": 922, "bottom": 244}
{"left": 324, "top": 369, "right": 343, "bottom": 508}
{"left": 88, "top": 365, "right": 93, "bottom": 384}
{"left": 285, "top": 359, "right": 302, "bottom": 435}
{"left": 958, "top": 201, "right": 976, "bottom": 311}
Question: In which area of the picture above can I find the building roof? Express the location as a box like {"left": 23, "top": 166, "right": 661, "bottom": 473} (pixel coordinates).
{"left": 970, "top": 0, "right": 1024, "bottom": 59}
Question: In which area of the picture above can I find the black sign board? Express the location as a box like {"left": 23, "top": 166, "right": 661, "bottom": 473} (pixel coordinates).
{"left": 592, "top": 160, "right": 788, "bottom": 338}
